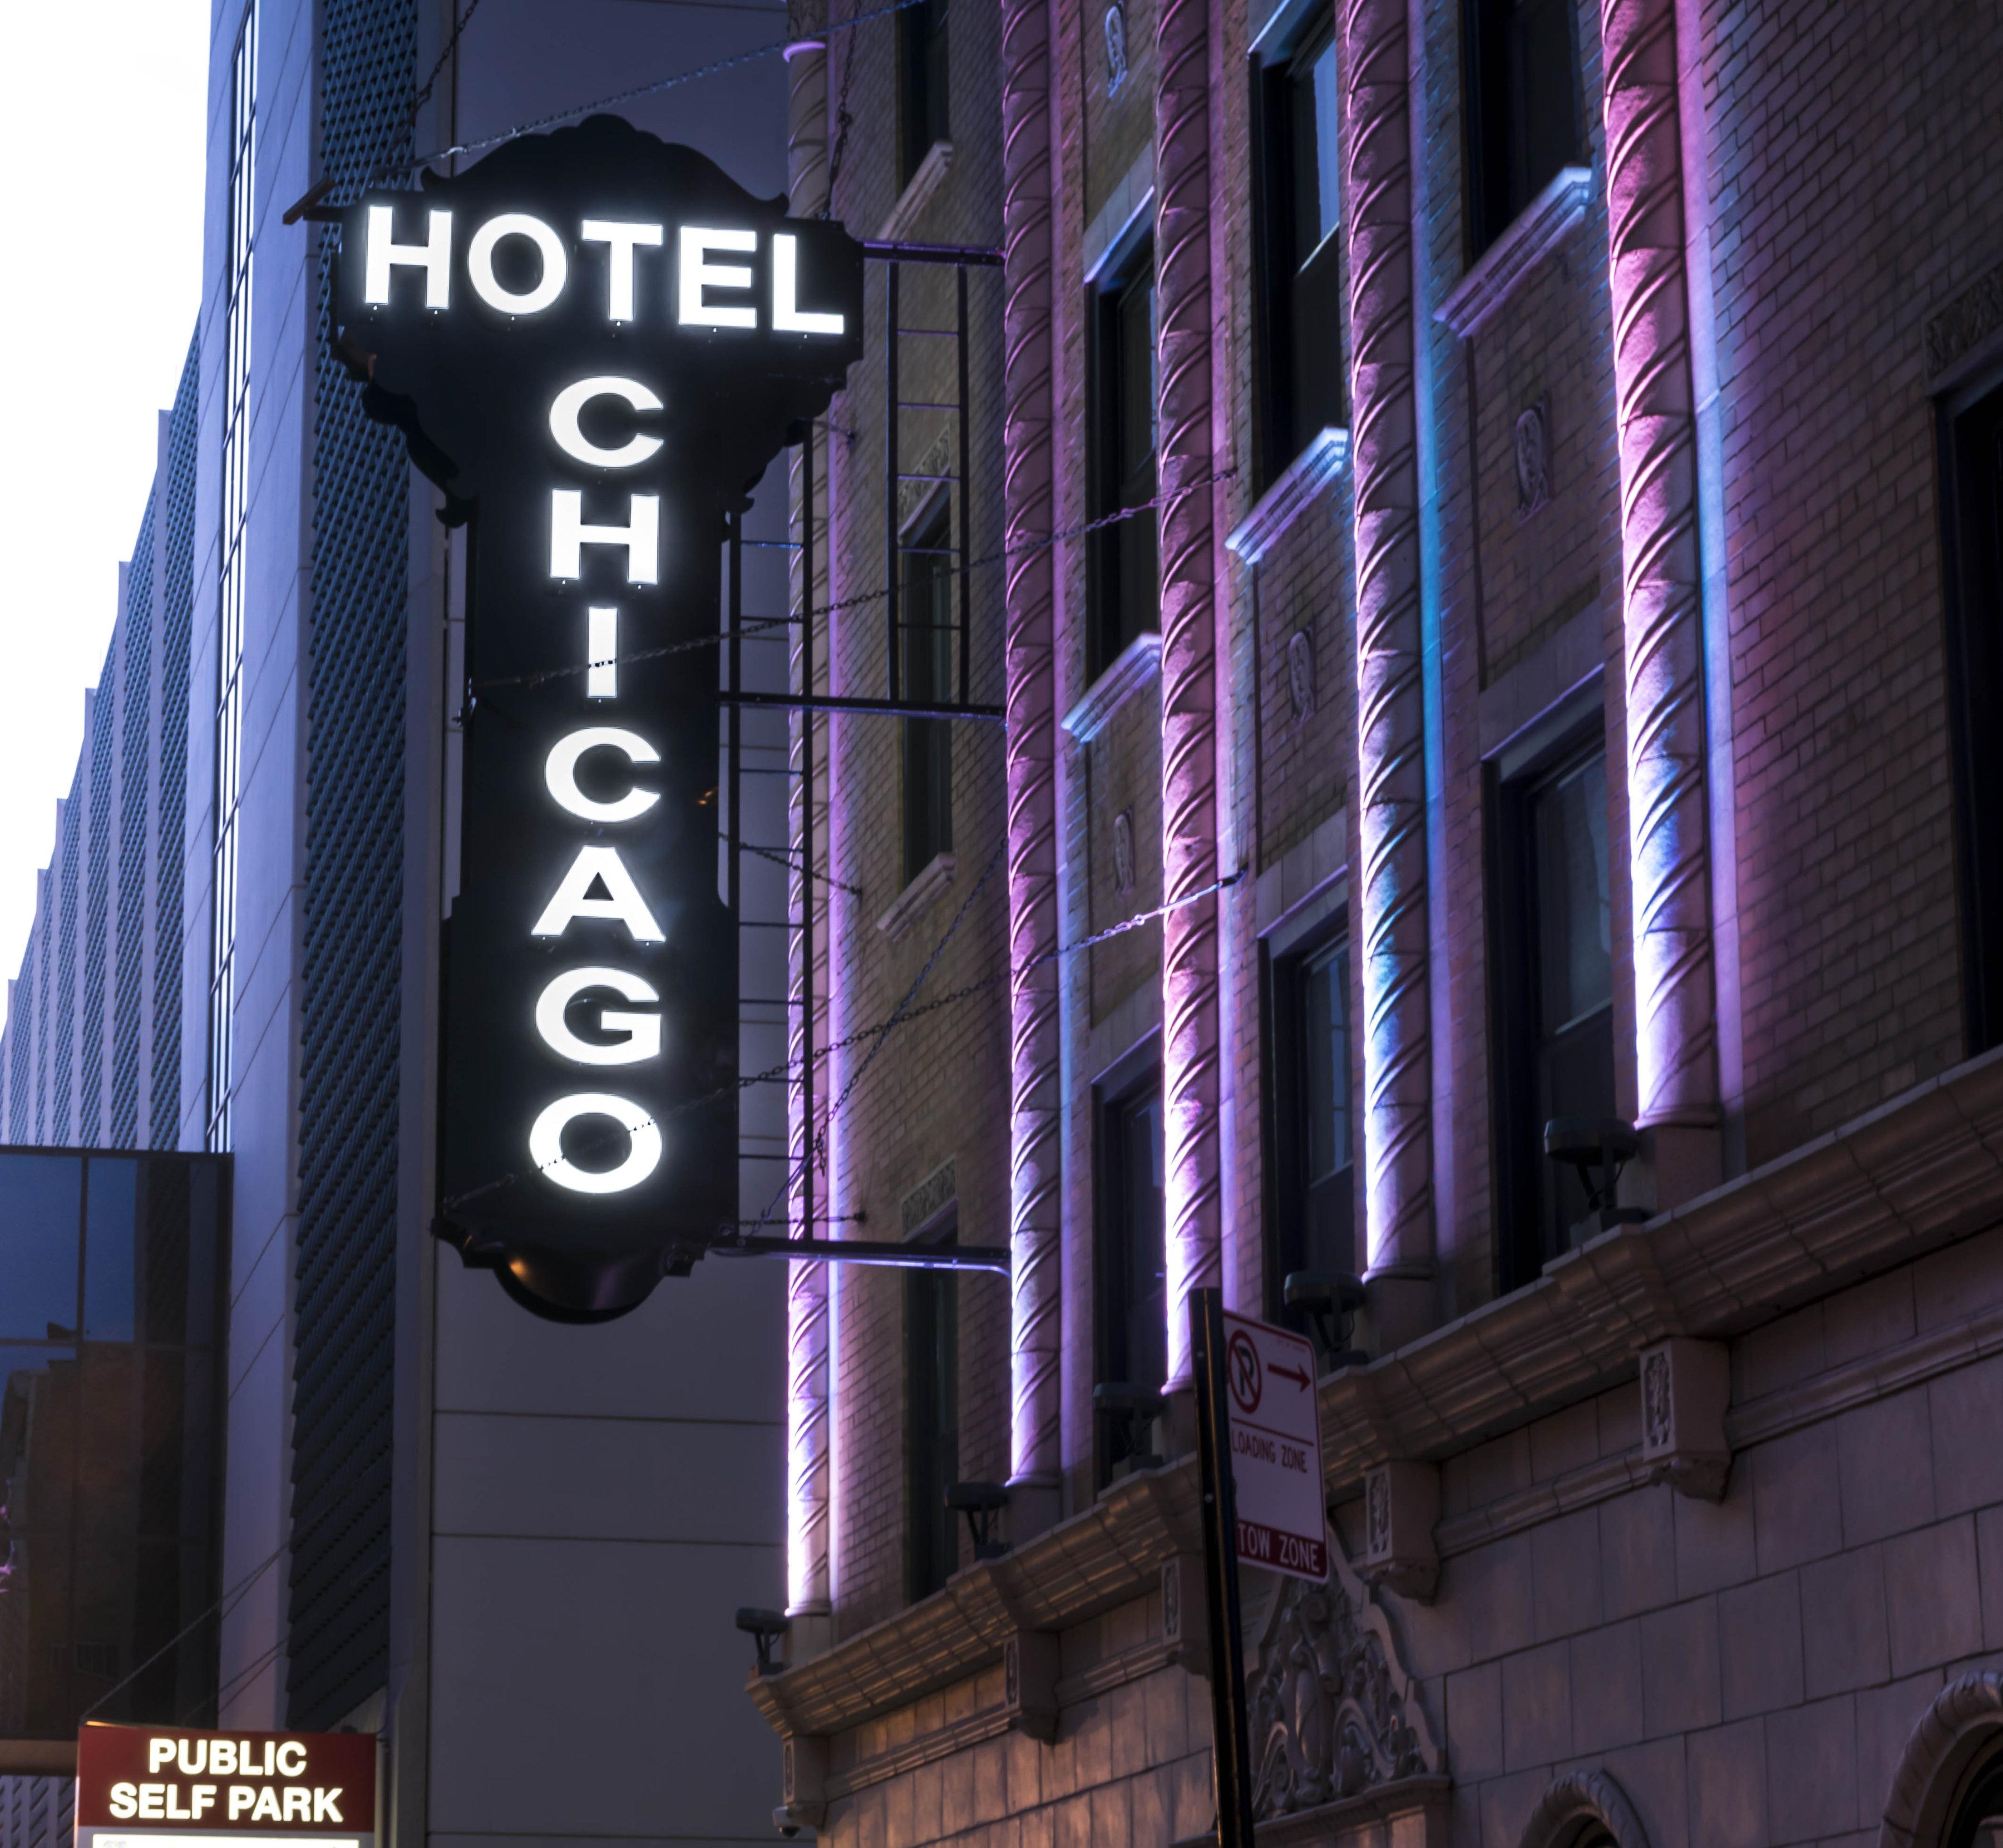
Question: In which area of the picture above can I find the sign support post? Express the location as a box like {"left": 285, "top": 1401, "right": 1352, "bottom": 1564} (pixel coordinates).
{"left": 1190, "top": 1286, "right": 1257, "bottom": 1848}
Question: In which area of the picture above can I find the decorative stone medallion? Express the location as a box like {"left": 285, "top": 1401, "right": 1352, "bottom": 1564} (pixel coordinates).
{"left": 1514, "top": 397, "right": 1551, "bottom": 515}
{"left": 1287, "top": 629, "right": 1316, "bottom": 733}
{"left": 1112, "top": 808, "right": 1137, "bottom": 896}
{"left": 1103, "top": 3, "right": 1129, "bottom": 94}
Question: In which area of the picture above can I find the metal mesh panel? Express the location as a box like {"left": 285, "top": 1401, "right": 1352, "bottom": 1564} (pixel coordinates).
{"left": 6, "top": 978, "right": 27, "bottom": 1140}
{"left": 0, "top": 1775, "right": 75, "bottom": 1848}
{"left": 35, "top": 882, "right": 50, "bottom": 1138}
{"left": 154, "top": 336, "right": 198, "bottom": 1150}
{"left": 287, "top": 0, "right": 415, "bottom": 1731}
{"left": 51, "top": 777, "right": 80, "bottom": 1142}
{"left": 111, "top": 497, "right": 156, "bottom": 1149}
{"left": 81, "top": 664, "right": 116, "bottom": 1145}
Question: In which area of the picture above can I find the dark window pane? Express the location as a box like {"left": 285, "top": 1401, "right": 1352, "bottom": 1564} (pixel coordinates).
{"left": 905, "top": 1268, "right": 958, "bottom": 1600}
{"left": 0, "top": 1153, "right": 82, "bottom": 1341}
{"left": 1466, "top": 0, "right": 1581, "bottom": 252}
{"left": 1290, "top": 239, "right": 1345, "bottom": 445}
{"left": 83, "top": 1158, "right": 138, "bottom": 1343}
{"left": 1092, "top": 249, "right": 1160, "bottom": 670}
{"left": 900, "top": 0, "right": 950, "bottom": 185}
{"left": 1532, "top": 753, "right": 1612, "bottom": 1033}
{"left": 1098, "top": 1075, "right": 1167, "bottom": 1438}
{"left": 901, "top": 508, "right": 955, "bottom": 882}
{"left": 1288, "top": 36, "right": 1341, "bottom": 261}
{"left": 1511, "top": 0, "right": 1578, "bottom": 207}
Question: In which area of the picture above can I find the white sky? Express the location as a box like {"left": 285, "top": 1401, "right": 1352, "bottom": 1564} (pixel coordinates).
{"left": 0, "top": 0, "right": 210, "bottom": 1029}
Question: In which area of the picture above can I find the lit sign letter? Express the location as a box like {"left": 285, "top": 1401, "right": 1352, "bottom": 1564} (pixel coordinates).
{"left": 586, "top": 607, "right": 618, "bottom": 699}
{"left": 110, "top": 1786, "right": 138, "bottom": 1820}
{"left": 149, "top": 1741, "right": 175, "bottom": 1773}
{"left": 678, "top": 227, "right": 757, "bottom": 328}
{"left": 193, "top": 1787, "right": 218, "bottom": 1819}
{"left": 579, "top": 219, "right": 664, "bottom": 321}
{"left": 468, "top": 213, "right": 569, "bottom": 314}
{"left": 772, "top": 234, "right": 846, "bottom": 337}
{"left": 364, "top": 204, "right": 452, "bottom": 308}
{"left": 530, "top": 1093, "right": 663, "bottom": 1193}
{"left": 549, "top": 490, "right": 659, "bottom": 583}
{"left": 535, "top": 967, "right": 663, "bottom": 1066}
{"left": 531, "top": 845, "right": 665, "bottom": 942}
{"left": 274, "top": 1742, "right": 307, "bottom": 1778}
{"left": 314, "top": 1789, "right": 345, "bottom": 1824}
{"left": 545, "top": 727, "right": 661, "bottom": 824}
{"left": 548, "top": 377, "right": 665, "bottom": 470}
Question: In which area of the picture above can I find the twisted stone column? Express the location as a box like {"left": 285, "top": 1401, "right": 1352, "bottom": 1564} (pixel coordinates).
{"left": 782, "top": 15, "right": 832, "bottom": 1635}
{"left": 1599, "top": 0, "right": 1719, "bottom": 1162}
{"left": 1339, "top": 0, "right": 1433, "bottom": 1278}
{"left": 1000, "top": 0, "right": 1062, "bottom": 1511}
{"left": 1155, "top": 0, "right": 1221, "bottom": 1389}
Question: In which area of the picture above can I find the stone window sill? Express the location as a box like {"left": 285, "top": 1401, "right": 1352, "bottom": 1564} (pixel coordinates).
{"left": 1435, "top": 165, "right": 1595, "bottom": 339}
{"left": 877, "top": 141, "right": 954, "bottom": 243}
{"left": 1060, "top": 631, "right": 1162, "bottom": 744}
{"left": 876, "top": 851, "right": 956, "bottom": 942}
{"left": 1225, "top": 427, "right": 1351, "bottom": 565}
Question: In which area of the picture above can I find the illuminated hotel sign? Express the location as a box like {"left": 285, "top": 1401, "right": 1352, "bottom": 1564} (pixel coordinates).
{"left": 76, "top": 1724, "right": 377, "bottom": 1848}
{"left": 336, "top": 115, "right": 864, "bottom": 1318}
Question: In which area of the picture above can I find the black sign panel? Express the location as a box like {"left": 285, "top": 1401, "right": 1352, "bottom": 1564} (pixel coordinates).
{"left": 337, "top": 115, "right": 864, "bottom": 1318}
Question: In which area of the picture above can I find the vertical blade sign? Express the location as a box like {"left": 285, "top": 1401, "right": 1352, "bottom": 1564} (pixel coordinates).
{"left": 336, "top": 115, "right": 865, "bottom": 1320}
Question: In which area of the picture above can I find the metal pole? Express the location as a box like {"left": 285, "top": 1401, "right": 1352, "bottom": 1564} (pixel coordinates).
{"left": 955, "top": 261, "right": 971, "bottom": 708}
{"left": 1191, "top": 1287, "right": 1256, "bottom": 1848}
{"left": 728, "top": 511, "right": 742, "bottom": 922}
{"left": 886, "top": 260, "right": 902, "bottom": 700}
{"left": 800, "top": 431, "right": 817, "bottom": 1241}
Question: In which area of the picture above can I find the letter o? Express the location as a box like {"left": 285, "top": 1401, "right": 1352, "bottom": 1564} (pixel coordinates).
{"left": 468, "top": 214, "right": 568, "bottom": 314}
{"left": 549, "top": 377, "right": 665, "bottom": 470}
{"left": 545, "top": 727, "right": 660, "bottom": 823}
{"left": 530, "top": 1094, "right": 663, "bottom": 1194}
{"left": 534, "top": 967, "right": 663, "bottom": 1066}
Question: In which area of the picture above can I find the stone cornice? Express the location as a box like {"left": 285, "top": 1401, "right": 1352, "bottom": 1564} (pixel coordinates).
{"left": 748, "top": 1049, "right": 2003, "bottom": 1743}
{"left": 1434, "top": 165, "right": 1594, "bottom": 339}
{"left": 747, "top": 1465, "right": 1202, "bottom": 1739}
{"left": 1316, "top": 1047, "right": 2003, "bottom": 1492}
{"left": 877, "top": 140, "right": 954, "bottom": 243}
{"left": 1060, "top": 630, "right": 1162, "bottom": 742}
{"left": 1225, "top": 428, "right": 1351, "bottom": 565}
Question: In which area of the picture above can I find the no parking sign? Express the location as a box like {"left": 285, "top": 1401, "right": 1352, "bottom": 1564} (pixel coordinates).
{"left": 1220, "top": 1310, "right": 1327, "bottom": 1581}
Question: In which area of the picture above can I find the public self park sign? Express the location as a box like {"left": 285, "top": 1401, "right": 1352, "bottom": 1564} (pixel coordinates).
{"left": 335, "top": 115, "right": 865, "bottom": 1320}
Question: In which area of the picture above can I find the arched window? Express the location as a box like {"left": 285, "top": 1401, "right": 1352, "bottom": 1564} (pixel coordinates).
{"left": 1518, "top": 1773, "right": 1647, "bottom": 1848}
{"left": 1881, "top": 1673, "right": 2003, "bottom": 1848}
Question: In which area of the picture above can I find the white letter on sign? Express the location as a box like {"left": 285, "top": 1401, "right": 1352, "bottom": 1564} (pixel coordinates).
{"left": 535, "top": 968, "right": 662, "bottom": 1066}
{"left": 545, "top": 728, "right": 660, "bottom": 824}
{"left": 467, "top": 213, "right": 568, "bottom": 314}
{"left": 579, "top": 220, "right": 664, "bottom": 322}
{"left": 530, "top": 1094, "right": 663, "bottom": 1194}
{"left": 550, "top": 491, "right": 659, "bottom": 584}
{"left": 364, "top": 205, "right": 452, "bottom": 308}
{"left": 771, "top": 235, "right": 846, "bottom": 337}
{"left": 531, "top": 845, "right": 665, "bottom": 943}
{"left": 678, "top": 227, "right": 757, "bottom": 328}
{"left": 549, "top": 377, "right": 665, "bottom": 471}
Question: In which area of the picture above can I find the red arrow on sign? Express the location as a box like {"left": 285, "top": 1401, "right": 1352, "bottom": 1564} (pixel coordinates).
{"left": 1270, "top": 1362, "right": 1311, "bottom": 1392}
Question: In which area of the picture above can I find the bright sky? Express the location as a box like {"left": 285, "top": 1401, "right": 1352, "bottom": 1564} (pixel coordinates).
{"left": 0, "top": 1, "right": 209, "bottom": 1029}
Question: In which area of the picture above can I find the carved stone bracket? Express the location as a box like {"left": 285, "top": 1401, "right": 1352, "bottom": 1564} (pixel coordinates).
{"left": 1002, "top": 1630, "right": 1060, "bottom": 1742}
{"left": 1637, "top": 1336, "right": 1730, "bottom": 1500}
{"left": 1358, "top": 1459, "right": 1440, "bottom": 1601}
{"left": 1245, "top": 1538, "right": 1439, "bottom": 1819}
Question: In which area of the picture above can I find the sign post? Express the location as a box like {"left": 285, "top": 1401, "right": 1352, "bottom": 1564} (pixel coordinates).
{"left": 1190, "top": 1289, "right": 1329, "bottom": 1846}
{"left": 335, "top": 115, "right": 864, "bottom": 1320}
{"left": 75, "top": 1724, "right": 377, "bottom": 1848}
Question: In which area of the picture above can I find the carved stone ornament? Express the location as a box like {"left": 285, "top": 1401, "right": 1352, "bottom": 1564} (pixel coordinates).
{"left": 1246, "top": 1541, "right": 1438, "bottom": 1817}
{"left": 1103, "top": 3, "right": 1129, "bottom": 94}
{"left": 1112, "top": 808, "right": 1138, "bottom": 896}
{"left": 1287, "top": 630, "right": 1316, "bottom": 733}
{"left": 1514, "top": 398, "right": 1550, "bottom": 514}
{"left": 1640, "top": 1347, "right": 1672, "bottom": 1450}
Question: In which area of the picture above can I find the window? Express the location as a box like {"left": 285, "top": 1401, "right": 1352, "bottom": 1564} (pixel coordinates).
{"left": 1945, "top": 1751, "right": 2003, "bottom": 1848}
{"left": 1094, "top": 1060, "right": 1166, "bottom": 1480}
{"left": 1253, "top": 23, "right": 1345, "bottom": 484}
{"left": 1943, "top": 375, "right": 2003, "bottom": 1055}
{"left": 901, "top": 502, "right": 955, "bottom": 885}
{"left": 1490, "top": 733, "right": 1616, "bottom": 1288}
{"left": 899, "top": 0, "right": 950, "bottom": 188}
{"left": 1462, "top": 0, "right": 1582, "bottom": 256}
{"left": 1089, "top": 243, "right": 1158, "bottom": 677}
{"left": 905, "top": 1263, "right": 958, "bottom": 1600}
{"left": 1269, "top": 926, "right": 1355, "bottom": 1310}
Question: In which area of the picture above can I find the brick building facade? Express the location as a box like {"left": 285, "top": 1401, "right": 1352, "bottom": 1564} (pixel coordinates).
{"left": 746, "top": 0, "right": 2003, "bottom": 1840}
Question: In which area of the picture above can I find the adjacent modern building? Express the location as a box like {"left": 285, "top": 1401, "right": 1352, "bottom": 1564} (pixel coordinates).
{"left": 738, "top": 0, "right": 2003, "bottom": 1842}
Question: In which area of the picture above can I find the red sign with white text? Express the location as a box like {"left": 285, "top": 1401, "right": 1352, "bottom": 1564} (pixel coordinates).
{"left": 1220, "top": 1310, "right": 1328, "bottom": 1582}
{"left": 76, "top": 1723, "right": 376, "bottom": 1848}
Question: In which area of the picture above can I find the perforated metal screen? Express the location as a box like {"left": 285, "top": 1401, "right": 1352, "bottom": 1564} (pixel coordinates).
{"left": 153, "top": 338, "right": 197, "bottom": 1151}
{"left": 286, "top": 0, "right": 416, "bottom": 1732}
